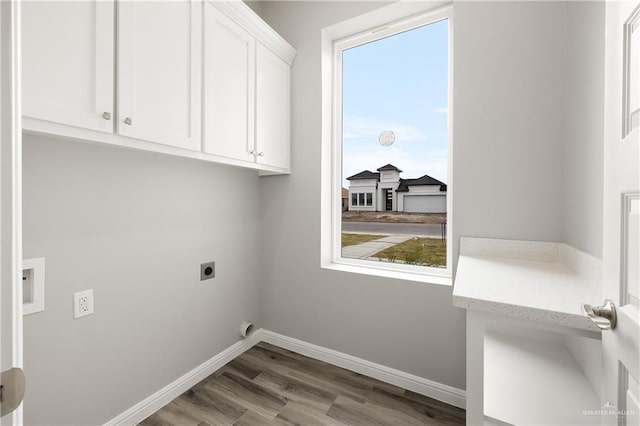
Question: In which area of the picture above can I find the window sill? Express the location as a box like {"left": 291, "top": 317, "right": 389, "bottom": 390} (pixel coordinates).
{"left": 322, "top": 260, "right": 452, "bottom": 287}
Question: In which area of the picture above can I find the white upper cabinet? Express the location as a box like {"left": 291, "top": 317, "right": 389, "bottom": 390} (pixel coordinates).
{"left": 22, "top": 0, "right": 114, "bottom": 133}
{"left": 22, "top": 0, "right": 295, "bottom": 174}
{"left": 203, "top": 4, "right": 255, "bottom": 164}
{"left": 203, "top": 3, "right": 295, "bottom": 172}
{"left": 255, "top": 43, "right": 291, "bottom": 170}
{"left": 118, "top": 0, "right": 202, "bottom": 151}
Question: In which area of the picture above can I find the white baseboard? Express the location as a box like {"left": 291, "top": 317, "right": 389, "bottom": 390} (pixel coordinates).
{"left": 105, "top": 331, "right": 262, "bottom": 425}
{"left": 259, "top": 329, "right": 466, "bottom": 409}
{"left": 106, "top": 328, "right": 465, "bottom": 425}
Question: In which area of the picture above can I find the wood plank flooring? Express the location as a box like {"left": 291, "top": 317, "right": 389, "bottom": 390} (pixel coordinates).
{"left": 140, "top": 343, "right": 465, "bottom": 425}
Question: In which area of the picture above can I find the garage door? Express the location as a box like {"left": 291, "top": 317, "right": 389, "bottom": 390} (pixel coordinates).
{"left": 403, "top": 195, "right": 446, "bottom": 213}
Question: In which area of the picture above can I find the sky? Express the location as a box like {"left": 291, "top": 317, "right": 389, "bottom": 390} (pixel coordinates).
{"left": 342, "top": 19, "right": 449, "bottom": 187}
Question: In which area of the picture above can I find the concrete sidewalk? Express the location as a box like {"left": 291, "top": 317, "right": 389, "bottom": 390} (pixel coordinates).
{"left": 341, "top": 234, "right": 414, "bottom": 259}
{"left": 342, "top": 222, "right": 444, "bottom": 238}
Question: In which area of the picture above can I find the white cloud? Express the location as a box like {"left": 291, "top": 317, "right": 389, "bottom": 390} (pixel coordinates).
{"left": 343, "top": 116, "right": 426, "bottom": 143}
{"left": 342, "top": 133, "right": 363, "bottom": 140}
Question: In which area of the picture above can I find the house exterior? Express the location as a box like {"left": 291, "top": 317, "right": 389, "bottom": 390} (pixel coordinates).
{"left": 341, "top": 188, "right": 349, "bottom": 211}
{"left": 346, "top": 164, "right": 447, "bottom": 213}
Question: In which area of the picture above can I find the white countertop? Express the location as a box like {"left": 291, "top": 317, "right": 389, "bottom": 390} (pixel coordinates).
{"left": 453, "top": 237, "right": 602, "bottom": 332}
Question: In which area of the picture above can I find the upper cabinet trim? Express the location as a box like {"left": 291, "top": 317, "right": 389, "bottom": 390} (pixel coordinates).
{"left": 211, "top": 0, "right": 296, "bottom": 66}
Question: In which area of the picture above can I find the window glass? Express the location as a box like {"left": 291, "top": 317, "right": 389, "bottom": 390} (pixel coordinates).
{"left": 341, "top": 19, "right": 449, "bottom": 270}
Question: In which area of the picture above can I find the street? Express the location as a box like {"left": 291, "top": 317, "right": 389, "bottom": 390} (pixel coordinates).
{"left": 342, "top": 221, "right": 445, "bottom": 238}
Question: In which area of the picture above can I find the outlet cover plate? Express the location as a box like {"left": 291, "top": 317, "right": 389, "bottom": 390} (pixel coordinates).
{"left": 200, "top": 261, "right": 215, "bottom": 281}
{"left": 73, "top": 289, "right": 94, "bottom": 319}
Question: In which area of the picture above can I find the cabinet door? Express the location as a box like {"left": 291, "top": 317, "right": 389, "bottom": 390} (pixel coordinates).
{"left": 22, "top": 0, "right": 114, "bottom": 133}
{"left": 203, "top": 4, "right": 255, "bottom": 163}
{"left": 118, "top": 0, "right": 201, "bottom": 151}
{"left": 255, "top": 43, "right": 291, "bottom": 170}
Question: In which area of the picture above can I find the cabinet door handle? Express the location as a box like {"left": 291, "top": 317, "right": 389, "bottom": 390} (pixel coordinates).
{"left": 124, "top": 117, "right": 133, "bottom": 126}
{"left": 258, "top": 152, "right": 265, "bottom": 157}
{"left": 249, "top": 149, "right": 256, "bottom": 155}
{"left": 101, "top": 112, "right": 112, "bottom": 120}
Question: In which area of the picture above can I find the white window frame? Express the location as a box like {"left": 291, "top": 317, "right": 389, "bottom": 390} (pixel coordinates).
{"left": 350, "top": 191, "right": 373, "bottom": 207}
{"left": 320, "top": 2, "right": 454, "bottom": 286}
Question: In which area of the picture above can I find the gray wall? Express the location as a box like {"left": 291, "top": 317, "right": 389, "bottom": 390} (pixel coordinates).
{"left": 22, "top": 134, "right": 263, "bottom": 425}
{"left": 562, "top": 0, "right": 605, "bottom": 258}
{"left": 256, "top": 0, "right": 592, "bottom": 392}
{"left": 453, "top": 0, "right": 565, "bottom": 253}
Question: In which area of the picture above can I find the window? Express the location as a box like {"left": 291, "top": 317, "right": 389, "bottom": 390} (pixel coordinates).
{"left": 321, "top": 2, "right": 453, "bottom": 284}
{"left": 351, "top": 192, "right": 374, "bottom": 207}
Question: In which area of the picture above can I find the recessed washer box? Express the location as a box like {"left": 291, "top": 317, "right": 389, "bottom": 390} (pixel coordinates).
{"left": 23, "top": 257, "right": 45, "bottom": 315}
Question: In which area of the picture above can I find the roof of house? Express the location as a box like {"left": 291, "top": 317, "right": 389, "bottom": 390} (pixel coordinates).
{"left": 347, "top": 165, "right": 447, "bottom": 191}
{"left": 377, "top": 164, "right": 403, "bottom": 172}
{"left": 346, "top": 170, "right": 380, "bottom": 180}
{"left": 396, "top": 175, "right": 447, "bottom": 192}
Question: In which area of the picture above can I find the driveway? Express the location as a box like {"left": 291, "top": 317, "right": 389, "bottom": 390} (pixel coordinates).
{"left": 342, "top": 221, "right": 445, "bottom": 238}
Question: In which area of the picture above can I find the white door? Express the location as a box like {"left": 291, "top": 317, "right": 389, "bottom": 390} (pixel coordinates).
{"left": 255, "top": 43, "right": 290, "bottom": 170}
{"left": 600, "top": 1, "right": 640, "bottom": 424}
{"left": 21, "top": 0, "right": 114, "bottom": 133}
{"left": 203, "top": 4, "right": 255, "bottom": 163}
{"left": 118, "top": 0, "right": 201, "bottom": 151}
{"left": 1, "top": 1, "right": 24, "bottom": 424}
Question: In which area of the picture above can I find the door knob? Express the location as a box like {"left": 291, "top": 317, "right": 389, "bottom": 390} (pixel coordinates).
{"left": 124, "top": 117, "right": 133, "bottom": 126}
{"left": 258, "top": 152, "right": 265, "bottom": 157}
{"left": 249, "top": 149, "right": 256, "bottom": 155}
{"left": 101, "top": 112, "right": 111, "bottom": 120}
{"left": 1, "top": 367, "right": 26, "bottom": 417}
{"left": 583, "top": 299, "right": 617, "bottom": 330}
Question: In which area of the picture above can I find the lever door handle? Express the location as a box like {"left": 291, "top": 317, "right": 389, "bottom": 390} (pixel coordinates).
{"left": 0, "top": 367, "right": 26, "bottom": 417}
{"left": 583, "top": 299, "right": 617, "bottom": 330}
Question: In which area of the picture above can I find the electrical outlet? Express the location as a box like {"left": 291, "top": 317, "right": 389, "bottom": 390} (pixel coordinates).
{"left": 200, "top": 261, "right": 215, "bottom": 281}
{"left": 73, "top": 289, "right": 94, "bottom": 319}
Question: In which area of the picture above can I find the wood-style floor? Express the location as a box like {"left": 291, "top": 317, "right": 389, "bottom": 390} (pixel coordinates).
{"left": 140, "top": 342, "right": 466, "bottom": 425}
